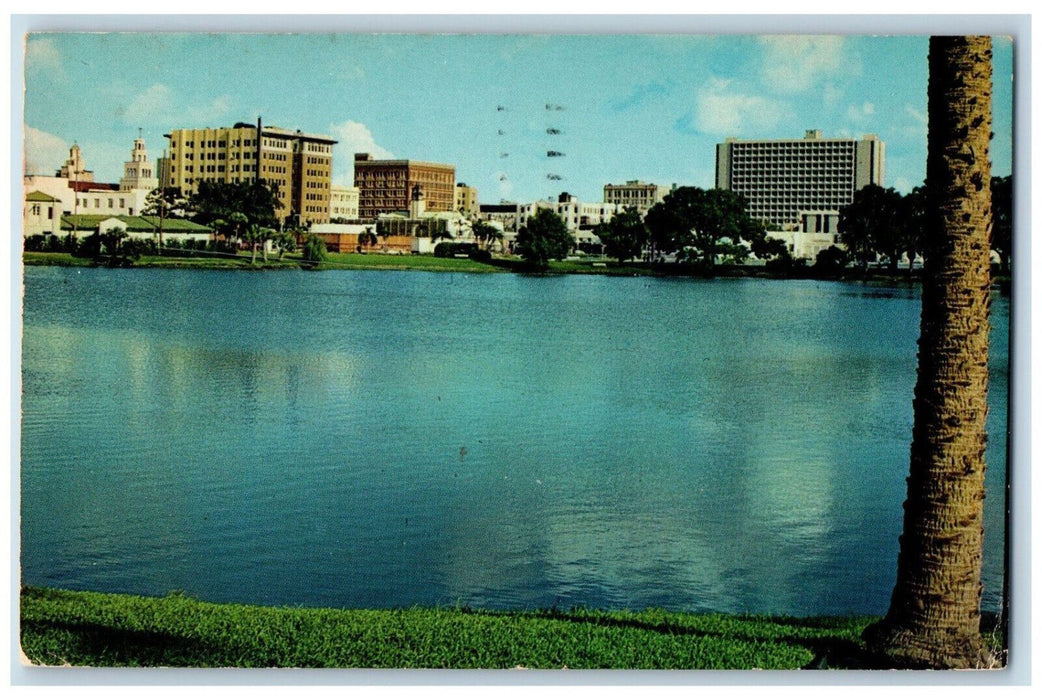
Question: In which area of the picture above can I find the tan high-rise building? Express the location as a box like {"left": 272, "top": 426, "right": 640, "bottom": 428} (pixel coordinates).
{"left": 455, "top": 183, "right": 479, "bottom": 217}
{"left": 354, "top": 153, "right": 455, "bottom": 221}
{"left": 603, "top": 180, "right": 670, "bottom": 216}
{"left": 164, "top": 120, "right": 337, "bottom": 225}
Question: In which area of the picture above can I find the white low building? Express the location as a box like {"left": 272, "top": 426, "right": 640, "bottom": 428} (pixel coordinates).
{"left": 763, "top": 209, "right": 843, "bottom": 261}
{"left": 23, "top": 137, "right": 160, "bottom": 224}
{"left": 329, "top": 185, "right": 360, "bottom": 221}
{"left": 515, "top": 193, "right": 616, "bottom": 255}
{"left": 23, "top": 191, "right": 63, "bottom": 236}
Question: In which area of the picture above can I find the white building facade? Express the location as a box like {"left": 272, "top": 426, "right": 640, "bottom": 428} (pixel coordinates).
{"left": 603, "top": 180, "right": 670, "bottom": 216}
{"left": 329, "top": 185, "right": 360, "bottom": 221}
{"left": 518, "top": 194, "right": 618, "bottom": 233}
{"left": 23, "top": 137, "right": 159, "bottom": 222}
{"left": 23, "top": 192, "right": 63, "bottom": 236}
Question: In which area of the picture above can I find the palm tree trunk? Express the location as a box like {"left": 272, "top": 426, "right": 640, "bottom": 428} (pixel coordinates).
{"left": 863, "top": 35, "right": 994, "bottom": 669}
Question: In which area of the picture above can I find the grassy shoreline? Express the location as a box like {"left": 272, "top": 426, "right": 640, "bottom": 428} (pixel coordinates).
{"left": 20, "top": 586, "right": 881, "bottom": 669}
{"left": 22, "top": 250, "right": 946, "bottom": 284}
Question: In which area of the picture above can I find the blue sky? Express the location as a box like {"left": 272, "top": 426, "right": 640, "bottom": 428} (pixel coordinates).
{"left": 22, "top": 31, "right": 1014, "bottom": 204}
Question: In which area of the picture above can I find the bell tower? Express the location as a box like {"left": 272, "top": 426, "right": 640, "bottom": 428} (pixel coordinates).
{"left": 119, "top": 129, "right": 159, "bottom": 191}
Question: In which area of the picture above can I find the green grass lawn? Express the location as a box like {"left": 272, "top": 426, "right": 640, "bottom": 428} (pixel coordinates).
{"left": 20, "top": 587, "right": 876, "bottom": 669}
{"left": 318, "top": 252, "right": 502, "bottom": 273}
{"left": 21, "top": 252, "right": 96, "bottom": 267}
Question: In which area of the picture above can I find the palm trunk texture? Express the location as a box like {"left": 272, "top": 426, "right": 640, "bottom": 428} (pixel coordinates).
{"left": 863, "top": 36, "right": 994, "bottom": 669}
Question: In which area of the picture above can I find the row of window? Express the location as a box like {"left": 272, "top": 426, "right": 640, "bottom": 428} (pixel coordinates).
{"left": 75, "top": 197, "right": 128, "bottom": 209}
{"left": 172, "top": 138, "right": 258, "bottom": 148}
{"left": 732, "top": 143, "right": 858, "bottom": 151}
{"left": 28, "top": 204, "right": 55, "bottom": 217}
{"left": 746, "top": 191, "right": 854, "bottom": 200}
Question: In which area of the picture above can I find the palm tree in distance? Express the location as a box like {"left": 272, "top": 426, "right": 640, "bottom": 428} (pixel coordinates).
{"left": 863, "top": 35, "right": 995, "bottom": 669}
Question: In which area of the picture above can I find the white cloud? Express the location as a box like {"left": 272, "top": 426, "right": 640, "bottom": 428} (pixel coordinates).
{"left": 893, "top": 176, "right": 913, "bottom": 194}
{"left": 694, "top": 78, "right": 790, "bottom": 135}
{"left": 846, "top": 101, "right": 876, "bottom": 122}
{"left": 492, "top": 172, "right": 514, "bottom": 201}
{"left": 901, "top": 104, "right": 928, "bottom": 138}
{"left": 822, "top": 83, "right": 844, "bottom": 108}
{"left": 758, "top": 36, "right": 854, "bottom": 94}
{"left": 329, "top": 120, "right": 394, "bottom": 186}
{"left": 120, "top": 83, "right": 233, "bottom": 127}
{"left": 904, "top": 104, "right": 927, "bottom": 126}
{"left": 23, "top": 126, "right": 68, "bottom": 176}
{"left": 25, "top": 37, "right": 63, "bottom": 76}
{"left": 122, "top": 84, "right": 174, "bottom": 122}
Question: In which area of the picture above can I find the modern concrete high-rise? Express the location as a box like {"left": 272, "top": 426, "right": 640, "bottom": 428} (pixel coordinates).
{"left": 354, "top": 153, "right": 456, "bottom": 220}
{"left": 715, "top": 130, "right": 885, "bottom": 230}
{"left": 164, "top": 119, "right": 337, "bottom": 225}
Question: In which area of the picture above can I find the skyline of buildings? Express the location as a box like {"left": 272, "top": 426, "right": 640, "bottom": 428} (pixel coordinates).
{"left": 25, "top": 124, "right": 891, "bottom": 224}
{"left": 24, "top": 121, "right": 899, "bottom": 262}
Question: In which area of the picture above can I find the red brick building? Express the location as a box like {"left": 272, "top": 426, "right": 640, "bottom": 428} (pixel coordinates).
{"left": 354, "top": 153, "right": 455, "bottom": 221}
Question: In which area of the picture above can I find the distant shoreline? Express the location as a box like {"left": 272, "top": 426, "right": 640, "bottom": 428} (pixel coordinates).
{"left": 20, "top": 252, "right": 1015, "bottom": 293}
{"left": 22, "top": 251, "right": 968, "bottom": 286}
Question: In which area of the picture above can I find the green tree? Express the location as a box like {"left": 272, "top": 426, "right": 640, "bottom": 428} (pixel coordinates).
{"left": 357, "top": 226, "right": 378, "bottom": 252}
{"left": 190, "top": 180, "right": 280, "bottom": 230}
{"left": 595, "top": 207, "right": 648, "bottom": 264}
{"left": 990, "top": 174, "right": 1012, "bottom": 274}
{"left": 644, "top": 187, "right": 757, "bottom": 271}
{"left": 514, "top": 208, "right": 573, "bottom": 270}
{"left": 227, "top": 212, "right": 249, "bottom": 245}
{"left": 241, "top": 223, "right": 275, "bottom": 265}
{"left": 142, "top": 186, "right": 188, "bottom": 250}
{"left": 143, "top": 186, "right": 188, "bottom": 219}
{"left": 838, "top": 184, "right": 910, "bottom": 272}
{"left": 302, "top": 233, "right": 327, "bottom": 268}
{"left": 863, "top": 35, "right": 994, "bottom": 669}
{"left": 472, "top": 220, "right": 503, "bottom": 251}
{"left": 750, "top": 234, "right": 789, "bottom": 263}
{"left": 427, "top": 218, "right": 453, "bottom": 248}
{"left": 272, "top": 229, "right": 297, "bottom": 260}
{"left": 902, "top": 185, "right": 929, "bottom": 272}
{"left": 812, "top": 245, "right": 849, "bottom": 278}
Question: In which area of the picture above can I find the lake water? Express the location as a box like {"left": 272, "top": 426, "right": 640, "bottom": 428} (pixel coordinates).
{"left": 20, "top": 266, "right": 1010, "bottom": 616}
